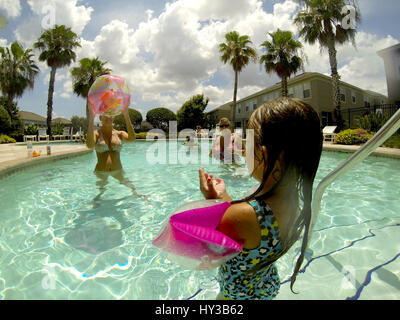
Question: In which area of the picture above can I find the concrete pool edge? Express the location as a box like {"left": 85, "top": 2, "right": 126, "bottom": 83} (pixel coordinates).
{"left": 322, "top": 143, "right": 400, "bottom": 160}
{"left": 0, "top": 146, "right": 92, "bottom": 179}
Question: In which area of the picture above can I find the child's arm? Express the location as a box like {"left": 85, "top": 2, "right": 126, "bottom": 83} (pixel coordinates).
{"left": 86, "top": 107, "right": 96, "bottom": 149}
{"left": 217, "top": 203, "right": 261, "bottom": 249}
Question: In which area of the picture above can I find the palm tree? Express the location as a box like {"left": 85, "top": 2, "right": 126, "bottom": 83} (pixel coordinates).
{"left": 0, "top": 41, "right": 39, "bottom": 108}
{"left": 71, "top": 57, "right": 111, "bottom": 130}
{"left": 34, "top": 25, "right": 81, "bottom": 136}
{"left": 219, "top": 31, "right": 257, "bottom": 129}
{"left": 294, "top": 0, "right": 361, "bottom": 129}
{"left": 260, "top": 29, "right": 305, "bottom": 97}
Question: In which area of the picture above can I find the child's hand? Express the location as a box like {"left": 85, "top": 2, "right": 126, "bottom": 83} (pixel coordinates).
{"left": 199, "top": 167, "right": 231, "bottom": 201}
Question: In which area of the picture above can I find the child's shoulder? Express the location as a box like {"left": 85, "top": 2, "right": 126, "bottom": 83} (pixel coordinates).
{"left": 218, "top": 202, "right": 261, "bottom": 249}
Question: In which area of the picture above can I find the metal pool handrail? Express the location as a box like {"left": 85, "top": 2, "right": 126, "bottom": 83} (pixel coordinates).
{"left": 308, "top": 108, "right": 400, "bottom": 246}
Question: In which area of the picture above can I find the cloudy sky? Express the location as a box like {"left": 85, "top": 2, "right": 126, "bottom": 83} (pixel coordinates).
{"left": 0, "top": 0, "right": 399, "bottom": 120}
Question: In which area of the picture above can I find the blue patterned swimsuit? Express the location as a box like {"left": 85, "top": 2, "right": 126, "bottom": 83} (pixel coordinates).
{"left": 217, "top": 200, "right": 283, "bottom": 300}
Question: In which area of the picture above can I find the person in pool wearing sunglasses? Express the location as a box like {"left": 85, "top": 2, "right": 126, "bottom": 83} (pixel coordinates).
{"left": 210, "top": 118, "right": 246, "bottom": 163}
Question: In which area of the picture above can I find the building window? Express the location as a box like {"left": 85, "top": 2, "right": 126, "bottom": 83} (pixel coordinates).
{"left": 303, "top": 82, "right": 311, "bottom": 99}
{"left": 253, "top": 103, "right": 257, "bottom": 110}
{"left": 288, "top": 87, "right": 294, "bottom": 98}
{"left": 351, "top": 91, "right": 356, "bottom": 104}
{"left": 340, "top": 87, "right": 346, "bottom": 103}
{"left": 245, "top": 105, "right": 249, "bottom": 112}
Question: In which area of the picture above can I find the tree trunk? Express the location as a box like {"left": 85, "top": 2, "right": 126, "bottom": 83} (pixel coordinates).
{"left": 232, "top": 70, "right": 238, "bottom": 130}
{"left": 47, "top": 66, "right": 57, "bottom": 137}
{"left": 281, "top": 75, "right": 288, "bottom": 97}
{"left": 85, "top": 99, "right": 90, "bottom": 133}
{"left": 327, "top": 39, "right": 343, "bottom": 130}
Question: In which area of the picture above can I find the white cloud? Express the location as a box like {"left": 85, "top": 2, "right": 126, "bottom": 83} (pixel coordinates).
{"left": 15, "top": 0, "right": 93, "bottom": 48}
{"left": 60, "top": 79, "right": 72, "bottom": 99}
{"left": 0, "top": 0, "right": 21, "bottom": 18}
{"left": 336, "top": 32, "right": 399, "bottom": 95}
{"left": 0, "top": 38, "right": 8, "bottom": 47}
{"left": 23, "top": 0, "right": 398, "bottom": 118}
{"left": 26, "top": 0, "right": 93, "bottom": 35}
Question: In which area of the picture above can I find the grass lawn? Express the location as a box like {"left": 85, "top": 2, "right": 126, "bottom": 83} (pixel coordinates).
{"left": 382, "top": 134, "right": 400, "bottom": 149}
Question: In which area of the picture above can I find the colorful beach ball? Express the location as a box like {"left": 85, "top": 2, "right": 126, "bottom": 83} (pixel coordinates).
{"left": 88, "top": 74, "right": 130, "bottom": 117}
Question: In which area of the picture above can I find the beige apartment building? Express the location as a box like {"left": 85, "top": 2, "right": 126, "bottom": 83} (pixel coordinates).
{"left": 207, "top": 72, "right": 388, "bottom": 129}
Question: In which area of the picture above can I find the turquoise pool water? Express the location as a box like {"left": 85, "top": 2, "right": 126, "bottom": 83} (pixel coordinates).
{"left": 0, "top": 141, "right": 399, "bottom": 300}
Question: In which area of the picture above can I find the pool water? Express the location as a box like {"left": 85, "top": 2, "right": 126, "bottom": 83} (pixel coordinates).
{"left": 0, "top": 141, "right": 399, "bottom": 300}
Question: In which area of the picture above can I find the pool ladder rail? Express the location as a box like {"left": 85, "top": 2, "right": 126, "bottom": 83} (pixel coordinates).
{"left": 309, "top": 107, "right": 400, "bottom": 247}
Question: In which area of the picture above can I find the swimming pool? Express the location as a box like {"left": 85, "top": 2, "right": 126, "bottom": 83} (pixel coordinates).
{"left": 0, "top": 141, "right": 399, "bottom": 300}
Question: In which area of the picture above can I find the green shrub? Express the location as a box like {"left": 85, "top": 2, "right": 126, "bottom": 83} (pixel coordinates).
{"left": 383, "top": 134, "right": 400, "bottom": 149}
{"left": 0, "top": 134, "right": 16, "bottom": 144}
{"left": 9, "top": 131, "right": 23, "bottom": 142}
{"left": 357, "top": 112, "right": 390, "bottom": 133}
{"left": 0, "top": 105, "right": 11, "bottom": 132}
{"left": 135, "top": 132, "right": 147, "bottom": 139}
{"left": 114, "top": 108, "right": 143, "bottom": 131}
{"left": 146, "top": 107, "right": 176, "bottom": 131}
{"left": 24, "top": 124, "right": 38, "bottom": 135}
{"left": 336, "top": 128, "right": 372, "bottom": 145}
{"left": 52, "top": 123, "right": 64, "bottom": 135}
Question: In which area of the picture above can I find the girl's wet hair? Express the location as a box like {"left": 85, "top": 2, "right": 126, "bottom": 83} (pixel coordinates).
{"left": 232, "top": 97, "right": 323, "bottom": 293}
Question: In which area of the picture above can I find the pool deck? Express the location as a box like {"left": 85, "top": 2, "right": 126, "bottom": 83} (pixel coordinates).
{"left": 0, "top": 141, "right": 399, "bottom": 179}
{"left": 322, "top": 142, "right": 400, "bottom": 160}
{"left": 0, "top": 141, "right": 92, "bottom": 179}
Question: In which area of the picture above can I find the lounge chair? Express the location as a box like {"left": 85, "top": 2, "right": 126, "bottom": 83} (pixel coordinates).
{"left": 23, "top": 134, "right": 37, "bottom": 142}
{"left": 38, "top": 128, "right": 49, "bottom": 142}
{"left": 61, "top": 127, "right": 72, "bottom": 140}
{"left": 72, "top": 128, "right": 83, "bottom": 141}
{"left": 52, "top": 132, "right": 62, "bottom": 140}
{"left": 323, "top": 126, "right": 337, "bottom": 143}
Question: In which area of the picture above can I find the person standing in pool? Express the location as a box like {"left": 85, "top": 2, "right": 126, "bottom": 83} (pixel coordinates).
{"left": 199, "top": 98, "right": 323, "bottom": 300}
{"left": 86, "top": 106, "right": 144, "bottom": 200}
{"left": 196, "top": 125, "right": 203, "bottom": 139}
{"left": 210, "top": 117, "right": 246, "bottom": 164}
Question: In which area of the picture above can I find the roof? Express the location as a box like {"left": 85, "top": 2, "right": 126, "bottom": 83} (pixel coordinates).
{"left": 210, "top": 72, "right": 387, "bottom": 112}
{"left": 18, "top": 111, "right": 46, "bottom": 122}
{"left": 364, "top": 90, "right": 387, "bottom": 98}
{"left": 19, "top": 111, "right": 73, "bottom": 125}
{"left": 206, "top": 102, "right": 231, "bottom": 114}
{"left": 52, "top": 117, "right": 72, "bottom": 125}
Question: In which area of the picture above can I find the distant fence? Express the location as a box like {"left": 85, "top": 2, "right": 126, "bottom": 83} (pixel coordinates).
{"left": 341, "top": 104, "right": 400, "bottom": 129}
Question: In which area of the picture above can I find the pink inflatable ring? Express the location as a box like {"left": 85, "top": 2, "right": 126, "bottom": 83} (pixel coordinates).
{"left": 152, "top": 200, "right": 243, "bottom": 270}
